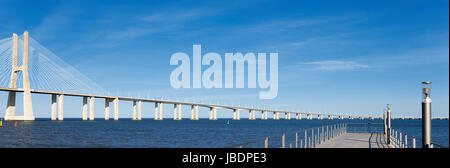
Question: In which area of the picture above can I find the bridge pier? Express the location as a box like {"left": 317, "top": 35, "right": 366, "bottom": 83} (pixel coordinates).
{"left": 82, "top": 97, "right": 88, "bottom": 120}
{"left": 58, "top": 94, "right": 64, "bottom": 120}
{"left": 155, "top": 102, "right": 159, "bottom": 120}
{"left": 4, "top": 32, "right": 34, "bottom": 121}
{"left": 159, "top": 103, "right": 164, "bottom": 120}
{"left": 133, "top": 101, "right": 137, "bottom": 120}
{"left": 276, "top": 112, "right": 280, "bottom": 120}
{"left": 177, "top": 104, "right": 181, "bottom": 120}
{"left": 213, "top": 107, "right": 217, "bottom": 120}
{"left": 138, "top": 101, "right": 142, "bottom": 120}
{"left": 288, "top": 113, "right": 291, "bottom": 120}
{"left": 113, "top": 97, "right": 119, "bottom": 120}
{"left": 51, "top": 94, "right": 57, "bottom": 120}
{"left": 233, "top": 109, "right": 240, "bottom": 120}
{"left": 191, "top": 105, "right": 195, "bottom": 120}
{"left": 195, "top": 105, "right": 199, "bottom": 120}
{"left": 252, "top": 110, "right": 255, "bottom": 120}
{"left": 174, "top": 104, "right": 178, "bottom": 120}
{"left": 249, "top": 110, "right": 255, "bottom": 120}
{"left": 105, "top": 99, "right": 110, "bottom": 120}
{"left": 89, "top": 97, "right": 94, "bottom": 121}
{"left": 209, "top": 107, "right": 213, "bottom": 120}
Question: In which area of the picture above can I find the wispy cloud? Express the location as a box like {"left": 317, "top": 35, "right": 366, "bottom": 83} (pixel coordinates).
{"left": 105, "top": 27, "right": 155, "bottom": 40}
{"left": 31, "top": 3, "right": 82, "bottom": 41}
{"left": 139, "top": 9, "right": 210, "bottom": 23}
{"left": 286, "top": 60, "right": 370, "bottom": 71}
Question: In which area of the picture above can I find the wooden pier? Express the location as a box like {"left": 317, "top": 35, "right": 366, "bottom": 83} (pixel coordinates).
{"left": 316, "top": 133, "right": 389, "bottom": 148}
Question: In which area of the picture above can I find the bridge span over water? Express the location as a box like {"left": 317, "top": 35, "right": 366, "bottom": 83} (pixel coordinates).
{"left": 0, "top": 31, "right": 376, "bottom": 121}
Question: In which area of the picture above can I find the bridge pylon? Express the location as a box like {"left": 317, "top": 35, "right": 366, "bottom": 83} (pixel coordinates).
{"left": 4, "top": 31, "right": 34, "bottom": 121}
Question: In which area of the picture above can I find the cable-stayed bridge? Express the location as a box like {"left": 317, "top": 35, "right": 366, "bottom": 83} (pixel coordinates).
{"left": 0, "top": 31, "right": 379, "bottom": 121}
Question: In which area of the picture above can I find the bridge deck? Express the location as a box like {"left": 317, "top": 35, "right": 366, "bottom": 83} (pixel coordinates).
{"left": 316, "top": 133, "right": 390, "bottom": 148}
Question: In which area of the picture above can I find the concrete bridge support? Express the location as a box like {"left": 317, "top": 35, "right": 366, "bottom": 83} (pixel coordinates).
{"left": 252, "top": 110, "right": 255, "bottom": 120}
{"left": 174, "top": 104, "right": 178, "bottom": 120}
{"left": 195, "top": 105, "right": 199, "bottom": 120}
{"left": 113, "top": 97, "right": 119, "bottom": 120}
{"left": 105, "top": 99, "right": 110, "bottom": 120}
{"left": 58, "top": 94, "right": 64, "bottom": 120}
{"left": 155, "top": 102, "right": 160, "bottom": 120}
{"left": 276, "top": 112, "right": 280, "bottom": 120}
{"left": 4, "top": 32, "right": 34, "bottom": 120}
{"left": 133, "top": 101, "right": 137, "bottom": 120}
{"left": 173, "top": 104, "right": 178, "bottom": 120}
{"left": 209, "top": 107, "right": 214, "bottom": 120}
{"left": 213, "top": 107, "right": 217, "bottom": 120}
{"left": 178, "top": 104, "right": 182, "bottom": 120}
{"left": 82, "top": 97, "right": 88, "bottom": 120}
{"left": 288, "top": 113, "right": 291, "bottom": 120}
{"left": 51, "top": 95, "right": 57, "bottom": 120}
{"left": 159, "top": 103, "right": 164, "bottom": 120}
{"left": 138, "top": 101, "right": 142, "bottom": 120}
{"left": 89, "top": 97, "right": 94, "bottom": 121}
{"left": 233, "top": 109, "right": 240, "bottom": 120}
{"left": 190, "top": 105, "right": 195, "bottom": 120}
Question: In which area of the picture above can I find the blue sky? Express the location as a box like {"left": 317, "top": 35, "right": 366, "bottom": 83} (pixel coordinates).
{"left": 0, "top": 0, "right": 448, "bottom": 118}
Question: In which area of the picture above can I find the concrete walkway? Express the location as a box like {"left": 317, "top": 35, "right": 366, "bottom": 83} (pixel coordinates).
{"left": 316, "top": 133, "right": 390, "bottom": 148}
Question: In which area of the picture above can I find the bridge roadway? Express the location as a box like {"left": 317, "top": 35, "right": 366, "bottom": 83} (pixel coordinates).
{"left": 1, "top": 87, "right": 369, "bottom": 120}
{"left": 316, "top": 133, "right": 390, "bottom": 148}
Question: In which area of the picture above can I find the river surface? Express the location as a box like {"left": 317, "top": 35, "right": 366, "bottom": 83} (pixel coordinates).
{"left": 0, "top": 118, "right": 448, "bottom": 148}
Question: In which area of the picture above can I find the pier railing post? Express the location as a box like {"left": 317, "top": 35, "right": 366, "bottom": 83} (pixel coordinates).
{"left": 399, "top": 132, "right": 402, "bottom": 148}
{"left": 304, "top": 129, "right": 307, "bottom": 148}
{"left": 386, "top": 104, "right": 392, "bottom": 145}
{"left": 412, "top": 137, "right": 416, "bottom": 148}
{"left": 265, "top": 137, "right": 269, "bottom": 148}
{"left": 405, "top": 135, "right": 408, "bottom": 148}
{"left": 295, "top": 132, "right": 298, "bottom": 148}
{"left": 282, "top": 133, "right": 285, "bottom": 148}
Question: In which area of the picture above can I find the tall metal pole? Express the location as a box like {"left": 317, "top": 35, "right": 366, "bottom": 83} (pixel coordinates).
{"left": 386, "top": 104, "right": 391, "bottom": 145}
{"left": 421, "top": 81, "right": 432, "bottom": 148}
{"left": 383, "top": 109, "right": 386, "bottom": 135}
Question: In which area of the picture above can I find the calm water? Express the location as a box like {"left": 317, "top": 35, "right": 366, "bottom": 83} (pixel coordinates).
{"left": 0, "top": 118, "right": 448, "bottom": 148}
